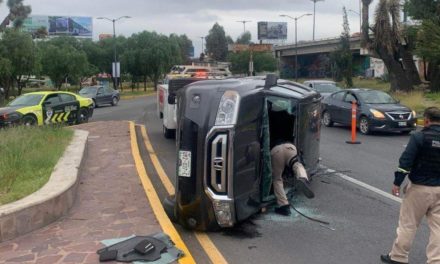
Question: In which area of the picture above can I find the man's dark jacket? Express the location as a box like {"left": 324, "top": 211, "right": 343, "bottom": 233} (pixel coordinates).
{"left": 394, "top": 124, "right": 440, "bottom": 186}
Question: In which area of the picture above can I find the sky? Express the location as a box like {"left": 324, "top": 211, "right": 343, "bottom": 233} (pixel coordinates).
{"left": 0, "top": 0, "right": 379, "bottom": 55}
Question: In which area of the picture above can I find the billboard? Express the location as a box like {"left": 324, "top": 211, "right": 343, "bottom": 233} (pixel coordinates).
{"left": 23, "top": 15, "right": 93, "bottom": 38}
{"left": 258, "top": 22, "right": 287, "bottom": 40}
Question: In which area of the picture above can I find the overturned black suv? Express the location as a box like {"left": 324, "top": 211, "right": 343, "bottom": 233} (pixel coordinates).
{"left": 163, "top": 75, "right": 322, "bottom": 231}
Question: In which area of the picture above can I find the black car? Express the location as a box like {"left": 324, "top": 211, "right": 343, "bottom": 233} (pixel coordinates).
{"left": 78, "top": 86, "right": 120, "bottom": 108}
{"left": 163, "top": 75, "right": 322, "bottom": 231}
{"left": 321, "top": 89, "right": 417, "bottom": 134}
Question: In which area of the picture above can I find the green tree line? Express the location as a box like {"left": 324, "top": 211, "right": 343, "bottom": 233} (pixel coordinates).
{"left": 0, "top": 28, "right": 193, "bottom": 100}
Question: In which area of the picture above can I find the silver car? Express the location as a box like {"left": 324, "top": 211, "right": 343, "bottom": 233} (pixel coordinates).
{"left": 79, "top": 86, "right": 120, "bottom": 108}
{"left": 303, "top": 80, "right": 342, "bottom": 97}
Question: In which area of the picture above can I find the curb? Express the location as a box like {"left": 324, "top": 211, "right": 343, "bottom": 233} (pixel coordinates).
{"left": 121, "top": 94, "right": 155, "bottom": 100}
{"left": 0, "top": 129, "right": 89, "bottom": 242}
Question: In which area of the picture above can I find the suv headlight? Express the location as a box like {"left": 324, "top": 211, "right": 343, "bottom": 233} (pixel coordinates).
{"left": 412, "top": 110, "right": 417, "bottom": 118}
{"left": 215, "top": 91, "right": 240, "bottom": 126}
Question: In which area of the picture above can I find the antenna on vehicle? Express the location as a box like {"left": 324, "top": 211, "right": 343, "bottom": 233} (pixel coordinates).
{"left": 265, "top": 74, "right": 278, "bottom": 89}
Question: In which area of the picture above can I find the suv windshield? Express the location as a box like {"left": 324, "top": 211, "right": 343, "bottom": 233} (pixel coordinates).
{"left": 314, "top": 83, "right": 341, "bottom": 93}
{"left": 79, "top": 87, "right": 98, "bottom": 95}
{"left": 357, "top": 90, "right": 397, "bottom": 104}
{"left": 9, "top": 94, "right": 44, "bottom": 107}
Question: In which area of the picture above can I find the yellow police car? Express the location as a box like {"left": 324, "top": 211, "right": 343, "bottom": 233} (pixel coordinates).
{"left": 0, "top": 91, "right": 94, "bottom": 127}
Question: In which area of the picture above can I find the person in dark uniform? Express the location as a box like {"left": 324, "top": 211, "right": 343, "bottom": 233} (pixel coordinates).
{"left": 381, "top": 107, "right": 440, "bottom": 264}
{"left": 271, "top": 142, "right": 315, "bottom": 216}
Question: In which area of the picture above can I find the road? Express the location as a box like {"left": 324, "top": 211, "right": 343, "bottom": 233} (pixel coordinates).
{"left": 92, "top": 96, "right": 429, "bottom": 264}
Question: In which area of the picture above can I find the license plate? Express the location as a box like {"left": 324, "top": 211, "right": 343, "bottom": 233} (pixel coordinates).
{"left": 398, "top": 121, "right": 407, "bottom": 127}
{"left": 178, "top": 151, "right": 191, "bottom": 177}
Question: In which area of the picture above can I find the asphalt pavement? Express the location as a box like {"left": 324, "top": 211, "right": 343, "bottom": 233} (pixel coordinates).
{"left": 91, "top": 96, "right": 430, "bottom": 264}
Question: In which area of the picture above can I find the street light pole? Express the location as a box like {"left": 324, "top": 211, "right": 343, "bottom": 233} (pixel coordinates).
{"left": 97, "top": 16, "right": 131, "bottom": 89}
{"left": 236, "top": 20, "right": 252, "bottom": 33}
{"left": 200, "top": 36, "right": 205, "bottom": 54}
{"left": 280, "top": 13, "right": 312, "bottom": 82}
{"left": 310, "top": 0, "right": 324, "bottom": 41}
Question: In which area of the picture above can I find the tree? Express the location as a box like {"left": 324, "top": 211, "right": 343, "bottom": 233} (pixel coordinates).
{"left": 0, "top": 29, "right": 39, "bottom": 97}
{"left": 39, "top": 39, "right": 89, "bottom": 90}
{"left": 236, "top": 31, "right": 252, "bottom": 45}
{"left": 0, "top": 0, "right": 32, "bottom": 31}
{"left": 406, "top": 0, "right": 440, "bottom": 92}
{"left": 169, "top": 34, "right": 193, "bottom": 64}
{"left": 331, "top": 7, "right": 353, "bottom": 87}
{"left": 205, "top": 23, "right": 228, "bottom": 61}
{"left": 361, "top": 0, "right": 416, "bottom": 92}
{"left": 226, "top": 35, "right": 234, "bottom": 45}
{"left": 228, "top": 51, "right": 277, "bottom": 75}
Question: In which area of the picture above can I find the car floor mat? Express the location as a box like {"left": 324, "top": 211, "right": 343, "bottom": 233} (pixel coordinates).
{"left": 98, "top": 233, "right": 183, "bottom": 263}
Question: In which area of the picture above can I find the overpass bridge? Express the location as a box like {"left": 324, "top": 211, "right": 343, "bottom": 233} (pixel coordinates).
{"left": 273, "top": 36, "right": 370, "bottom": 78}
{"left": 274, "top": 36, "right": 362, "bottom": 57}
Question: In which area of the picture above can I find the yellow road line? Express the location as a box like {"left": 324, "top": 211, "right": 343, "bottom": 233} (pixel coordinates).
{"left": 129, "top": 122, "right": 195, "bottom": 264}
{"left": 140, "top": 126, "right": 175, "bottom": 195}
{"left": 139, "top": 125, "right": 228, "bottom": 264}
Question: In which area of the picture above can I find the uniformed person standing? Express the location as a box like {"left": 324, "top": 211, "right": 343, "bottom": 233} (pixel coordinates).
{"left": 381, "top": 107, "right": 440, "bottom": 264}
{"left": 271, "top": 142, "right": 315, "bottom": 216}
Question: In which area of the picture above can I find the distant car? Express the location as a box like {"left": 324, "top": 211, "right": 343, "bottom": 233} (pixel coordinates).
{"left": 79, "top": 86, "right": 120, "bottom": 108}
{"left": 0, "top": 91, "right": 93, "bottom": 127}
{"left": 303, "top": 80, "right": 342, "bottom": 97}
{"left": 321, "top": 89, "right": 417, "bottom": 135}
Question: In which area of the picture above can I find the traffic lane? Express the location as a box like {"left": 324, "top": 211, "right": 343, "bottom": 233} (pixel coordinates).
{"left": 143, "top": 104, "right": 428, "bottom": 264}
{"left": 320, "top": 124, "right": 411, "bottom": 192}
{"left": 209, "top": 175, "right": 428, "bottom": 264}
{"left": 90, "top": 96, "right": 154, "bottom": 123}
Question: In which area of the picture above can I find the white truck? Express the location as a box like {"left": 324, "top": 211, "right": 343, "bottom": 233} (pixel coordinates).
{"left": 157, "top": 78, "right": 200, "bottom": 138}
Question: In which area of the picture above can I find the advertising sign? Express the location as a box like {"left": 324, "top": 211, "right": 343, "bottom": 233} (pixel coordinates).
{"left": 258, "top": 22, "right": 288, "bottom": 40}
{"left": 23, "top": 15, "right": 93, "bottom": 38}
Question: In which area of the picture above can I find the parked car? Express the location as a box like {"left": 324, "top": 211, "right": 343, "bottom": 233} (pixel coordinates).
{"left": 321, "top": 88, "right": 417, "bottom": 134}
{"left": 0, "top": 91, "right": 93, "bottom": 127}
{"left": 79, "top": 86, "right": 120, "bottom": 108}
{"left": 303, "top": 80, "right": 342, "bottom": 97}
{"left": 163, "top": 74, "right": 322, "bottom": 231}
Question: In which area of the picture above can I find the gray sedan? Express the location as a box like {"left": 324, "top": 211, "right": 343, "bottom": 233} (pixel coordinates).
{"left": 79, "top": 86, "right": 120, "bottom": 108}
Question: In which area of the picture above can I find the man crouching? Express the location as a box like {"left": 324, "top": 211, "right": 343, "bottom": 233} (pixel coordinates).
{"left": 271, "top": 142, "right": 315, "bottom": 216}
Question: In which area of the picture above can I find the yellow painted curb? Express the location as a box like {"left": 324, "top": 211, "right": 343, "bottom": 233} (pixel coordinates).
{"left": 129, "top": 122, "right": 195, "bottom": 264}
{"left": 140, "top": 125, "right": 228, "bottom": 264}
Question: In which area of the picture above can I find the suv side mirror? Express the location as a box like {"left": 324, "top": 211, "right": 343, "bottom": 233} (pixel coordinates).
{"left": 168, "top": 94, "right": 176, "bottom": 105}
{"left": 43, "top": 101, "right": 52, "bottom": 106}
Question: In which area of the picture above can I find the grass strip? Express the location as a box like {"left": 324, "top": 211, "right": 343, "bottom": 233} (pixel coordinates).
{"left": 0, "top": 126, "right": 73, "bottom": 205}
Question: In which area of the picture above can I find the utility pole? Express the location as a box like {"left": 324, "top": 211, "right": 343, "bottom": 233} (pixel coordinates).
{"left": 280, "top": 14, "right": 312, "bottom": 82}
{"left": 348, "top": 8, "right": 362, "bottom": 34}
{"left": 236, "top": 20, "right": 252, "bottom": 33}
{"left": 97, "top": 16, "right": 131, "bottom": 89}
{"left": 310, "top": 0, "right": 324, "bottom": 41}
{"left": 200, "top": 36, "right": 205, "bottom": 54}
